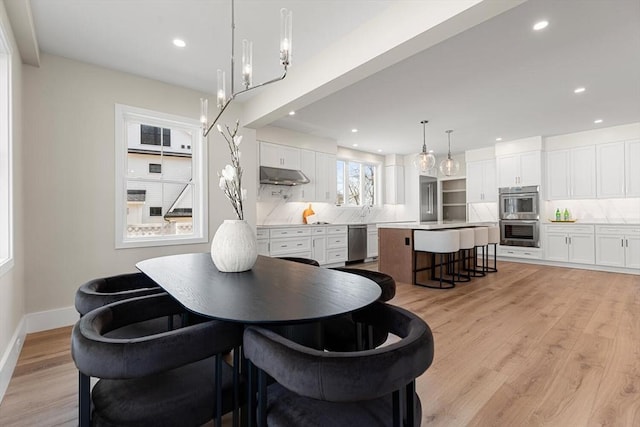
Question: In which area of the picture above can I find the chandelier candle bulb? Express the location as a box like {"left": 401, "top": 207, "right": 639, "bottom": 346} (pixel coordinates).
{"left": 280, "top": 8, "right": 292, "bottom": 66}
{"left": 242, "top": 39, "right": 253, "bottom": 88}
{"left": 200, "top": 98, "right": 208, "bottom": 129}
{"left": 217, "top": 69, "right": 226, "bottom": 109}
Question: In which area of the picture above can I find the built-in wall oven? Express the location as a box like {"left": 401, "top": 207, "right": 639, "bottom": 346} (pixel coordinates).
{"left": 499, "top": 186, "right": 540, "bottom": 247}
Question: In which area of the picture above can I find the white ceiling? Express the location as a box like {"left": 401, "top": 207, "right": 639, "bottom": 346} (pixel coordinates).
{"left": 27, "top": 0, "right": 640, "bottom": 157}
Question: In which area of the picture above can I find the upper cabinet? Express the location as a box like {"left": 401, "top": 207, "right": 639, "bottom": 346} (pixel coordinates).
{"left": 597, "top": 140, "right": 640, "bottom": 198}
{"left": 315, "top": 152, "right": 337, "bottom": 203}
{"left": 496, "top": 151, "right": 541, "bottom": 188}
{"left": 546, "top": 146, "right": 596, "bottom": 200}
{"left": 259, "top": 141, "right": 300, "bottom": 169}
{"left": 466, "top": 159, "right": 496, "bottom": 202}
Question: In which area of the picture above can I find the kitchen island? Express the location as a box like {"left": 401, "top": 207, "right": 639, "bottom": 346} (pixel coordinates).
{"left": 377, "top": 222, "right": 496, "bottom": 284}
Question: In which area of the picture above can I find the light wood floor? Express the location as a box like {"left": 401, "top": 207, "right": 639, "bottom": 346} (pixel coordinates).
{"left": 1, "top": 261, "right": 639, "bottom": 426}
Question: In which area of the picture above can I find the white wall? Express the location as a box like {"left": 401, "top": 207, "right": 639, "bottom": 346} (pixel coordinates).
{"left": 0, "top": 0, "right": 25, "bottom": 402}
{"left": 22, "top": 54, "right": 257, "bottom": 314}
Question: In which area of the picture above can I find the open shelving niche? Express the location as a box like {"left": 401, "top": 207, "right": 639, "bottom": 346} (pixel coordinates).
{"left": 439, "top": 177, "right": 467, "bottom": 222}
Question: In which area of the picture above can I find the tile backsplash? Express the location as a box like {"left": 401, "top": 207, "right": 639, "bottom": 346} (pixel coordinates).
{"left": 543, "top": 198, "right": 640, "bottom": 223}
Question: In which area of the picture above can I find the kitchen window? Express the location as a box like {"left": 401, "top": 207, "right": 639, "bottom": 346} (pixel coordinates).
{"left": 0, "top": 22, "right": 13, "bottom": 276}
{"left": 114, "top": 104, "right": 207, "bottom": 248}
{"left": 336, "top": 160, "right": 377, "bottom": 206}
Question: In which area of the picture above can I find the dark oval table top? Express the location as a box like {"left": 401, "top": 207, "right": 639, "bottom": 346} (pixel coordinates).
{"left": 136, "top": 253, "right": 382, "bottom": 324}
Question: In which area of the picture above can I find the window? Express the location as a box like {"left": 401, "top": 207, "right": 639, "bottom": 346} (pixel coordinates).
{"left": 115, "top": 104, "right": 207, "bottom": 248}
{"left": 336, "top": 160, "right": 377, "bottom": 206}
{"left": 0, "top": 22, "right": 13, "bottom": 276}
{"left": 141, "top": 125, "right": 171, "bottom": 147}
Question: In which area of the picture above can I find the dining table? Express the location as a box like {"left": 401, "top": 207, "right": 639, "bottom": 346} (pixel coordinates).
{"left": 136, "top": 252, "right": 382, "bottom": 427}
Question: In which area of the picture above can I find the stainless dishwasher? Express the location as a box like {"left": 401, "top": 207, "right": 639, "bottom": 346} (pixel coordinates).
{"left": 347, "top": 224, "right": 367, "bottom": 262}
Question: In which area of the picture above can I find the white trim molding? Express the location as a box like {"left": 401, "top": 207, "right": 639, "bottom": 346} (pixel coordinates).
{"left": 26, "top": 306, "right": 78, "bottom": 334}
{"left": 0, "top": 317, "right": 25, "bottom": 405}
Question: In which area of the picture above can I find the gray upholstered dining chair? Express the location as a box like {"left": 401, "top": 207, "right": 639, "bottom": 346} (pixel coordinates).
{"left": 278, "top": 256, "right": 320, "bottom": 266}
{"left": 243, "top": 302, "right": 434, "bottom": 427}
{"left": 74, "top": 272, "right": 163, "bottom": 316}
{"left": 71, "top": 293, "right": 244, "bottom": 427}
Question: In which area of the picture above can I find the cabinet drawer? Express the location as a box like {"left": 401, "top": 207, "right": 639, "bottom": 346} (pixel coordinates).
{"left": 310, "top": 226, "right": 326, "bottom": 235}
{"left": 270, "top": 227, "right": 311, "bottom": 239}
{"left": 326, "top": 248, "right": 347, "bottom": 262}
{"left": 596, "top": 225, "right": 640, "bottom": 236}
{"left": 497, "top": 246, "right": 542, "bottom": 259}
{"left": 269, "top": 237, "right": 311, "bottom": 255}
{"left": 544, "top": 224, "right": 594, "bottom": 234}
{"left": 256, "top": 228, "right": 269, "bottom": 240}
{"left": 327, "top": 235, "right": 348, "bottom": 248}
{"left": 326, "top": 225, "right": 348, "bottom": 235}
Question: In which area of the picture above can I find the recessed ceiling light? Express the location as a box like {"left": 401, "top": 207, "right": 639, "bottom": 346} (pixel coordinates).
{"left": 377, "top": 149, "right": 383, "bottom": 153}
{"left": 288, "top": 111, "right": 295, "bottom": 116}
{"left": 533, "top": 20, "right": 548, "bottom": 31}
{"left": 594, "top": 119, "right": 603, "bottom": 124}
{"left": 574, "top": 87, "right": 586, "bottom": 94}
{"left": 351, "top": 128, "right": 358, "bottom": 133}
{"left": 496, "top": 137, "right": 503, "bottom": 141}
{"left": 173, "top": 38, "right": 186, "bottom": 48}
{"left": 352, "top": 143, "right": 358, "bottom": 147}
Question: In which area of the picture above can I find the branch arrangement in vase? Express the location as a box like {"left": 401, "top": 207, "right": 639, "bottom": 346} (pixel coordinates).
{"left": 217, "top": 120, "right": 246, "bottom": 220}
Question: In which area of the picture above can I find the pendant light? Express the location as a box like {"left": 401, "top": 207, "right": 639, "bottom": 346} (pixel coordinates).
{"left": 439, "top": 129, "right": 460, "bottom": 176}
{"left": 413, "top": 120, "right": 436, "bottom": 174}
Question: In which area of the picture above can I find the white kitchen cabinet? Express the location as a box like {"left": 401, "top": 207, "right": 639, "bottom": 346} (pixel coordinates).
{"left": 367, "top": 224, "right": 378, "bottom": 258}
{"left": 256, "top": 227, "right": 269, "bottom": 256}
{"left": 315, "top": 152, "right": 337, "bottom": 203}
{"left": 296, "top": 149, "right": 316, "bottom": 201}
{"left": 595, "top": 225, "right": 640, "bottom": 269}
{"left": 544, "top": 224, "right": 595, "bottom": 265}
{"left": 268, "top": 227, "right": 312, "bottom": 258}
{"left": 596, "top": 140, "right": 640, "bottom": 198}
{"left": 325, "top": 225, "right": 348, "bottom": 264}
{"left": 466, "top": 160, "right": 496, "bottom": 202}
{"left": 496, "top": 151, "right": 541, "bottom": 188}
{"left": 311, "top": 226, "right": 327, "bottom": 265}
{"left": 546, "top": 146, "right": 596, "bottom": 200}
{"left": 259, "top": 141, "right": 300, "bottom": 169}
{"left": 385, "top": 165, "right": 405, "bottom": 204}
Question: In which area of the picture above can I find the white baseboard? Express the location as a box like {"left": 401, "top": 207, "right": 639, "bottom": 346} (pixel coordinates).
{"left": 26, "top": 305, "right": 78, "bottom": 334}
{"left": 0, "top": 317, "right": 26, "bottom": 405}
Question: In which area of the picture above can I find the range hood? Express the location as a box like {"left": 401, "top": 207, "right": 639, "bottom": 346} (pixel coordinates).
{"left": 260, "top": 166, "right": 310, "bottom": 186}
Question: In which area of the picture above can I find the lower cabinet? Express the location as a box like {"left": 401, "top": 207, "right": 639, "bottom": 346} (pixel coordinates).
{"left": 311, "top": 226, "right": 327, "bottom": 265}
{"left": 257, "top": 225, "right": 347, "bottom": 266}
{"left": 367, "top": 224, "right": 378, "bottom": 258}
{"left": 325, "top": 226, "right": 348, "bottom": 265}
{"left": 544, "top": 224, "right": 595, "bottom": 265}
{"left": 596, "top": 225, "right": 640, "bottom": 269}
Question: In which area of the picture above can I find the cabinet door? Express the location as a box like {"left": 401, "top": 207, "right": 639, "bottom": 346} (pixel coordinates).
{"left": 466, "top": 161, "right": 485, "bottom": 202}
{"left": 496, "top": 155, "right": 518, "bottom": 188}
{"left": 483, "top": 160, "right": 497, "bottom": 202}
{"left": 626, "top": 140, "right": 640, "bottom": 197}
{"left": 257, "top": 240, "right": 269, "bottom": 256}
{"left": 367, "top": 230, "right": 378, "bottom": 258}
{"left": 568, "top": 233, "right": 595, "bottom": 265}
{"left": 312, "top": 236, "right": 327, "bottom": 265}
{"left": 297, "top": 150, "right": 316, "bottom": 201}
{"left": 545, "top": 232, "right": 568, "bottom": 262}
{"left": 260, "top": 142, "right": 300, "bottom": 169}
{"left": 316, "top": 153, "right": 337, "bottom": 203}
{"left": 597, "top": 142, "right": 625, "bottom": 198}
{"left": 595, "top": 234, "right": 625, "bottom": 267}
{"left": 519, "top": 151, "right": 541, "bottom": 186}
{"left": 626, "top": 235, "right": 640, "bottom": 269}
{"left": 570, "top": 146, "right": 596, "bottom": 198}
{"left": 546, "top": 150, "right": 570, "bottom": 200}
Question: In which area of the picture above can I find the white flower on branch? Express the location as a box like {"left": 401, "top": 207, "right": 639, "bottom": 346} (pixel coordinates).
{"left": 221, "top": 164, "right": 236, "bottom": 181}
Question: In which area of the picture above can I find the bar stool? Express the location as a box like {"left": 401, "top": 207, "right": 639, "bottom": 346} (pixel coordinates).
{"left": 487, "top": 226, "right": 500, "bottom": 273}
{"left": 466, "top": 227, "right": 489, "bottom": 277}
{"left": 456, "top": 228, "right": 475, "bottom": 283}
{"left": 413, "top": 229, "right": 460, "bottom": 289}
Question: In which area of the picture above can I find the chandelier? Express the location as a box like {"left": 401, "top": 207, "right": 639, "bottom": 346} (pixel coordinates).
{"left": 413, "top": 120, "right": 436, "bottom": 174}
{"left": 439, "top": 130, "right": 460, "bottom": 176}
{"left": 200, "top": 0, "right": 292, "bottom": 137}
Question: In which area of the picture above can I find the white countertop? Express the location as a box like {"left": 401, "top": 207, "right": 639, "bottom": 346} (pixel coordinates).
{"left": 377, "top": 221, "right": 497, "bottom": 230}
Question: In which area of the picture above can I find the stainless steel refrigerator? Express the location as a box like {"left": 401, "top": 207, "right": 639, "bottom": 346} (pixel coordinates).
{"left": 419, "top": 176, "right": 438, "bottom": 222}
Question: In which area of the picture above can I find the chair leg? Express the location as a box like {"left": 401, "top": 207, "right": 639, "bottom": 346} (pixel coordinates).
{"left": 78, "top": 372, "right": 91, "bottom": 427}
{"left": 233, "top": 347, "right": 240, "bottom": 427}
{"left": 257, "top": 368, "right": 267, "bottom": 427}
{"left": 392, "top": 389, "right": 401, "bottom": 427}
{"left": 215, "top": 354, "right": 223, "bottom": 427}
{"left": 405, "top": 380, "right": 416, "bottom": 427}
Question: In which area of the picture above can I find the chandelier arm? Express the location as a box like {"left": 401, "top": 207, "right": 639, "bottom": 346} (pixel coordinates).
{"left": 203, "top": 69, "right": 288, "bottom": 137}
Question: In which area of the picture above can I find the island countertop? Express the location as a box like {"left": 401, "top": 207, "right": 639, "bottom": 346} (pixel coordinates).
{"left": 378, "top": 221, "right": 497, "bottom": 230}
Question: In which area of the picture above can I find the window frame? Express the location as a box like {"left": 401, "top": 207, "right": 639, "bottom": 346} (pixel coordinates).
{"left": 114, "top": 104, "right": 208, "bottom": 248}
{"left": 0, "top": 20, "right": 13, "bottom": 277}
{"left": 336, "top": 158, "right": 380, "bottom": 207}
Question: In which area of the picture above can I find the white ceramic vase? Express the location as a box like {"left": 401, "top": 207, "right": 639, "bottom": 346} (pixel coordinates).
{"left": 211, "top": 219, "right": 258, "bottom": 272}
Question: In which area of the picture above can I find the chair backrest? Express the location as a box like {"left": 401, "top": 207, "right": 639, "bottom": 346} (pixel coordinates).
{"left": 473, "top": 227, "right": 489, "bottom": 246}
{"left": 75, "top": 272, "right": 163, "bottom": 316}
{"left": 329, "top": 267, "right": 396, "bottom": 302}
{"left": 72, "top": 293, "right": 243, "bottom": 379}
{"left": 278, "top": 256, "right": 320, "bottom": 267}
{"left": 243, "top": 302, "right": 434, "bottom": 402}
{"left": 414, "top": 229, "right": 460, "bottom": 253}
{"left": 488, "top": 226, "right": 500, "bottom": 244}
{"left": 458, "top": 228, "right": 475, "bottom": 250}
